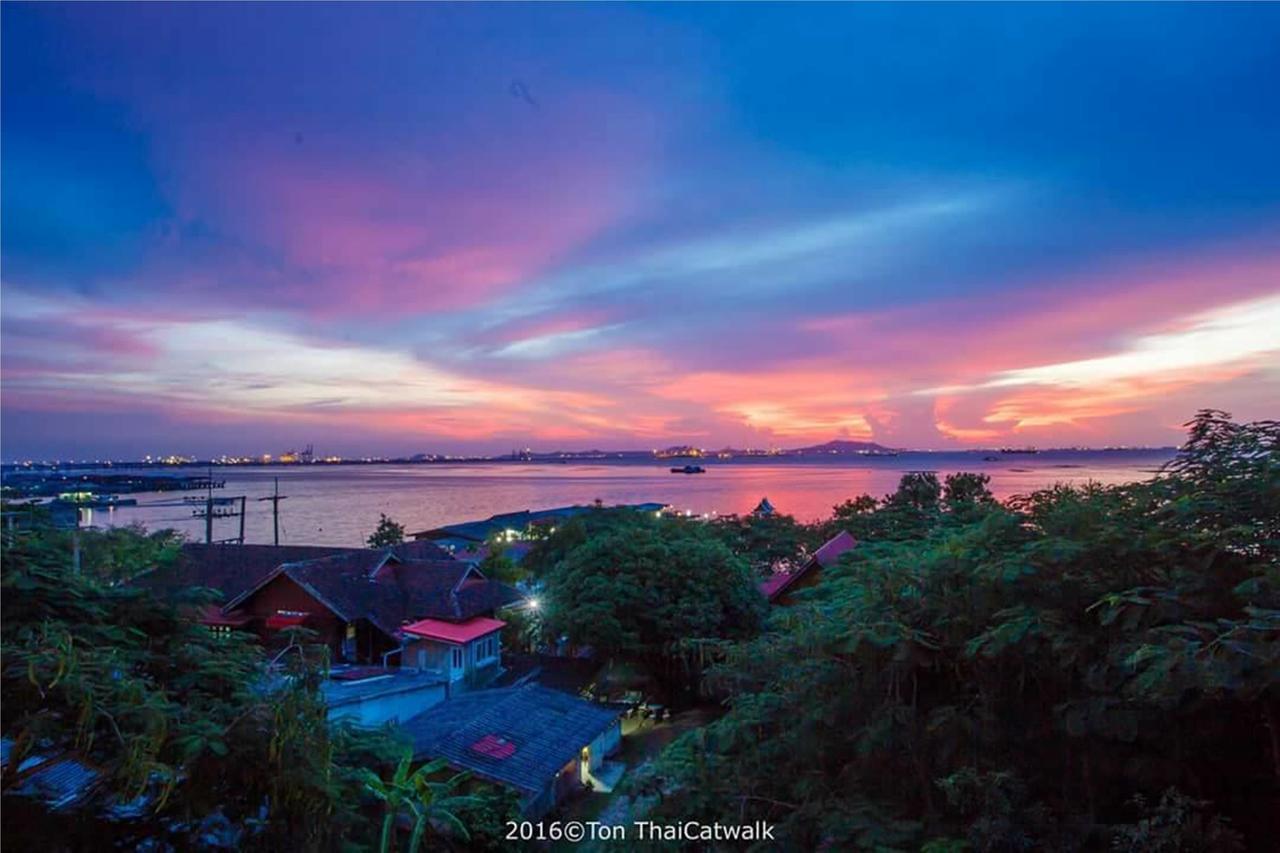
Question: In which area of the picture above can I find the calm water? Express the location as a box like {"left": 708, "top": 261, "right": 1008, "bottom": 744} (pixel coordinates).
{"left": 70, "top": 450, "right": 1175, "bottom": 547}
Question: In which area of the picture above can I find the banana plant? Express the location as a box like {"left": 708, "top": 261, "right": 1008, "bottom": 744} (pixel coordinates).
{"left": 360, "top": 752, "right": 484, "bottom": 853}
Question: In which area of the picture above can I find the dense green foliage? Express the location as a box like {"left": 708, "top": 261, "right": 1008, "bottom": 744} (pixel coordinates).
{"left": 632, "top": 412, "right": 1279, "bottom": 850}
{"left": 521, "top": 506, "right": 636, "bottom": 579}
{"left": 367, "top": 513, "right": 406, "bottom": 547}
{"left": 1, "top": 526, "right": 400, "bottom": 850}
{"left": 709, "top": 511, "right": 824, "bottom": 575}
{"left": 542, "top": 510, "right": 766, "bottom": 697}
{"left": 477, "top": 537, "right": 526, "bottom": 585}
{"left": 359, "top": 754, "right": 483, "bottom": 853}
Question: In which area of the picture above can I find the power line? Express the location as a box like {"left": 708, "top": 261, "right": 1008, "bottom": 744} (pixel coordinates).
{"left": 190, "top": 468, "right": 249, "bottom": 544}
{"left": 256, "top": 477, "right": 289, "bottom": 546}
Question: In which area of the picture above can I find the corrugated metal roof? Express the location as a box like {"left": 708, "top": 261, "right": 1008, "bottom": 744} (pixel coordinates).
{"left": 402, "top": 616, "right": 506, "bottom": 644}
{"left": 401, "top": 685, "right": 622, "bottom": 795}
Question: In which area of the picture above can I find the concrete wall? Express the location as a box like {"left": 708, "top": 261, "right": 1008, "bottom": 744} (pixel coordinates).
{"left": 327, "top": 681, "right": 448, "bottom": 727}
{"left": 403, "top": 630, "right": 502, "bottom": 689}
{"left": 587, "top": 720, "right": 621, "bottom": 771}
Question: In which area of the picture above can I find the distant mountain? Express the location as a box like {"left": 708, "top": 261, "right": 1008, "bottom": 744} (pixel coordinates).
{"left": 789, "top": 440, "right": 898, "bottom": 455}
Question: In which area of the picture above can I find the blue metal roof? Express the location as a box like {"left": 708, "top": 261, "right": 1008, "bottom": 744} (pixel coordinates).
{"left": 400, "top": 685, "right": 622, "bottom": 795}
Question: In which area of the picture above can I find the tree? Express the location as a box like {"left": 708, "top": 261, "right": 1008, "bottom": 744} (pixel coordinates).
{"left": 359, "top": 753, "right": 483, "bottom": 853}
{"left": 709, "top": 511, "right": 823, "bottom": 575}
{"left": 1, "top": 522, "right": 400, "bottom": 850}
{"left": 631, "top": 412, "right": 1278, "bottom": 850}
{"left": 78, "top": 522, "right": 184, "bottom": 585}
{"left": 521, "top": 506, "right": 649, "bottom": 579}
{"left": 543, "top": 513, "right": 765, "bottom": 699}
{"left": 943, "top": 471, "right": 995, "bottom": 513}
{"left": 367, "top": 513, "right": 406, "bottom": 547}
{"left": 478, "top": 536, "right": 525, "bottom": 585}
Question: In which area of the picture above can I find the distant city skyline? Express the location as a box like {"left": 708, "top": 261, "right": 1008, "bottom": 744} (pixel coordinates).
{"left": 3, "top": 4, "right": 1279, "bottom": 459}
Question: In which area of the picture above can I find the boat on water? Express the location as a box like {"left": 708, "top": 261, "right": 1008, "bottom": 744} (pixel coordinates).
{"left": 670, "top": 465, "right": 706, "bottom": 474}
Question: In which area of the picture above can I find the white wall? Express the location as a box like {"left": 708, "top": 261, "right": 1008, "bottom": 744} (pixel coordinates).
{"left": 587, "top": 721, "right": 621, "bottom": 771}
{"left": 327, "top": 682, "right": 448, "bottom": 727}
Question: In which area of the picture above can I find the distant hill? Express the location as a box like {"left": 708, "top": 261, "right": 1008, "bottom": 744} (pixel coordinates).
{"left": 790, "top": 440, "right": 898, "bottom": 455}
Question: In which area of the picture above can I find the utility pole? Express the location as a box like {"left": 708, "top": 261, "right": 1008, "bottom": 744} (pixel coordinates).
{"left": 257, "top": 477, "right": 288, "bottom": 545}
{"left": 205, "top": 467, "right": 214, "bottom": 544}
{"left": 238, "top": 496, "right": 247, "bottom": 544}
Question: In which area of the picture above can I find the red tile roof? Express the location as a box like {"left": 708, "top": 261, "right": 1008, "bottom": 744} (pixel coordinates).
{"left": 402, "top": 616, "right": 506, "bottom": 644}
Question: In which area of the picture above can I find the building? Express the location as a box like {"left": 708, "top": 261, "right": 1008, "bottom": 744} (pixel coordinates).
{"left": 401, "top": 615, "right": 507, "bottom": 689}
{"left": 410, "top": 502, "right": 667, "bottom": 552}
{"left": 323, "top": 666, "right": 450, "bottom": 726}
{"left": 758, "top": 530, "right": 857, "bottom": 604}
{"left": 136, "top": 541, "right": 523, "bottom": 669}
{"left": 223, "top": 552, "right": 522, "bottom": 668}
{"left": 400, "top": 684, "right": 624, "bottom": 817}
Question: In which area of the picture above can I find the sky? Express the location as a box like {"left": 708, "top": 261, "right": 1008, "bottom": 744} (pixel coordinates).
{"left": 3, "top": 3, "right": 1279, "bottom": 459}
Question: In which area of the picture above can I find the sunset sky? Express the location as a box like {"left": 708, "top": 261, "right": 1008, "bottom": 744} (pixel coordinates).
{"left": 3, "top": 3, "right": 1278, "bottom": 459}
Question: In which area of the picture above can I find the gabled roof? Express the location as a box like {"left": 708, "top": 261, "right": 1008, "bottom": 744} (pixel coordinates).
{"left": 135, "top": 543, "right": 363, "bottom": 602}
{"left": 759, "top": 530, "right": 857, "bottom": 603}
{"left": 812, "top": 530, "right": 858, "bottom": 568}
{"left": 229, "top": 556, "right": 525, "bottom": 638}
{"left": 403, "top": 616, "right": 506, "bottom": 644}
{"left": 401, "top": 685, "right": 622, "bottom": 796}
{"left": 134, "top": 540, "right": 454, "bottom": 604}
{"left": 752, "top": 497, "right": 776, "bottom": 516}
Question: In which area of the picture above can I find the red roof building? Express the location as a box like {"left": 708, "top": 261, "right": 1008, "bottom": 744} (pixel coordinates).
{"left": 759, "top": 530, "right": 857, "bottom": 604}
{"left": 403, "top": 616, "right": 507, "bottom": 645}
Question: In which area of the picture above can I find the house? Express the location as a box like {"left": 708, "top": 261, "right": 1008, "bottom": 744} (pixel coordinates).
{"left": 136, "top": 541, "right": 523, "bottom": 671}
{"left": 759, "top": 530, "right": 857, "bottom": 604}
{"left": 401, "top": 615, "right": 507, "bottom": 689}
{"left": 222, "top": 551, "right": 524, "bottom": 670}
{"left": 752, "top": 496, "right": 776, "bottom": 516}
{"left": 400, "top": 684, "right": 624, "bottom": 817}
{"left": 137, "top": 540, "right": 453, "bottom": 603}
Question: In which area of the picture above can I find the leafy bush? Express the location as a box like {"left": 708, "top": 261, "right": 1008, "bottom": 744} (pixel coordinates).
{"left": 632, "top": 412, "right": 1279, "bottom": 849}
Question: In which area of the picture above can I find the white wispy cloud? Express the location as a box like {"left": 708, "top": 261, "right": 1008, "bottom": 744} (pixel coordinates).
{"left": 923, "top": 293, "right": 1280, "bottom": 395}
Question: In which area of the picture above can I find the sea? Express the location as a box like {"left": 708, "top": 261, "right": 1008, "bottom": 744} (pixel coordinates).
{"left": 64, "top": 449, "right": 1175, "bottom": 547}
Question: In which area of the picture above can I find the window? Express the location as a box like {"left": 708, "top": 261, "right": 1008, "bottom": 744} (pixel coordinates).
{"left": 452, "top": 646, "right": 463, "bottom": 669}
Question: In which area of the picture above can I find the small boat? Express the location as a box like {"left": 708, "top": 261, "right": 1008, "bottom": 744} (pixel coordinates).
{"left": 983, "top": 456, "right": 1000, "bottom": 462}
{"left": 670, "top": 465, "right": 706, "bottom": 474}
